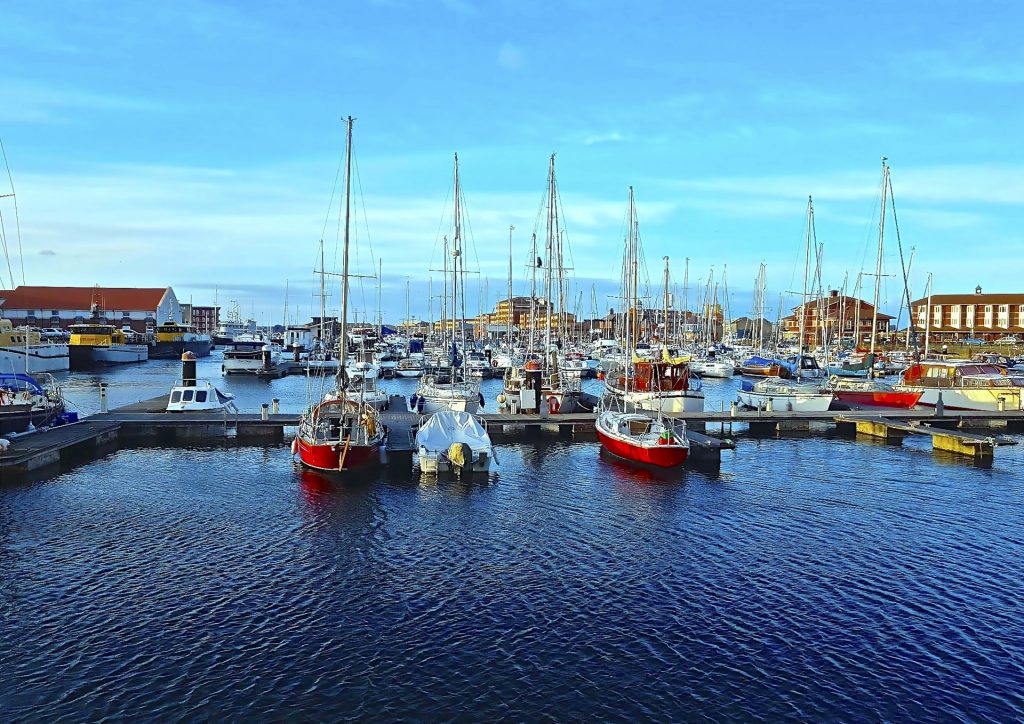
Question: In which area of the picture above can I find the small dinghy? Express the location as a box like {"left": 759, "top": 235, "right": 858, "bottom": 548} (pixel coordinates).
{"left": 415, "top": 410, "right": 496, "bottom": 475}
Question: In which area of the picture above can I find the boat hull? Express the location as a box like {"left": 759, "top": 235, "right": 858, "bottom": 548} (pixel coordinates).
{"left": 0, "top": 344, "right": 70, "bottom": 373}
{"left": 70, "top": 344, "right": 149, "bottom": 369}
{"left": 150, "top": 339, "right": 213, "bottom": 359}
{"left": 607, "top": 389, "right": 704, "bottom": 414}
{"left": 833, "top": 390, "right": 922, "bottom": 408}
{"left": 899, "top": 386, "right": 1022, "bottom": 411}
{"left": 736, "top": 390, "right": 833, "bottom": 412}
{"left": 295, "top": 436, "right": 381, "bottom": 472}
{"left": 596, "top": 426, "right": 688, "bottom": 467}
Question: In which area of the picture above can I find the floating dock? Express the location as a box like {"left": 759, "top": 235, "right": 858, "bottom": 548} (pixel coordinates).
{"left": 3, "top": 393, "right": 1023, "bottom": 476}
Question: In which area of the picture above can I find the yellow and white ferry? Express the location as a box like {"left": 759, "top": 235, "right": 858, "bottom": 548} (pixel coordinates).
{"left": 68, "top": 323, "right": 149, "bottom": 369}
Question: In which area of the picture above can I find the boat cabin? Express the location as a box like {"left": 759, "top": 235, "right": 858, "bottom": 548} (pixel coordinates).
{"left": 69, "top": 324, "right": 129, "bottom": 347}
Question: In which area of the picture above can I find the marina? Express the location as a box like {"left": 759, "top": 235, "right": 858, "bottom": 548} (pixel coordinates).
{"left": 4, "top": 2, "right": 1024, "bottom": 719}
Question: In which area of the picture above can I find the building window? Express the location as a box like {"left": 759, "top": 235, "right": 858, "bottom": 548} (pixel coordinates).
{"left": 966, "top": 305, "right": 975, "bottom": 327}
{"left": 999, "top": 304, "right": 1010, "bottom": 328}
{"left": 1019, "top": 305, "right": 1024, "bottom": 328}
{"left": 932, "top": 304, "right": 942, "bottom": 326}
{"left": 950, "top": 306, "right": 961, "bottom": 328}
{"left": 917, "top": 306, "right": 927, "bottom": 328}
{"left": 984, "top": 305, "right": 994, "bottom": 327}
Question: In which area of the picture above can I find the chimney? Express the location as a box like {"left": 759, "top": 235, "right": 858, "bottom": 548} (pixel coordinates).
{"left": 975, "top": 285, "right": 983, "bottom": 295}
{"left": 829, "top": 289, "right": 839, "bottom": 298}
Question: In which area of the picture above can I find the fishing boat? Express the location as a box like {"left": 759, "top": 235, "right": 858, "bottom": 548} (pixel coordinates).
{"left": 68, "top": 323, "right": 149, "bottom": 369}
{"left": 0, "top": 373, "right": 66, "bottom": 434}
{"left": 827, "top": 376, "right": 922, "bottom": 409}
{"left": 604, "top": 354, "right": 705, "bottom": 413}
{"left": 293, "top": 117, "right": 385, "bottom": 474}
{"left": 736, "top": 378, "right": 834, "bottom": 412}
{"left": 894, "top": 360, "right": 1024, "bottom": 411}
{"left": 0, "top": 319, "right": 69, "bottom": 373}
{"left": 415, "top": 410, "right": 496, "bottom": 475}
{"left": 149, "top": 320, "right": 213, "bottom": 359}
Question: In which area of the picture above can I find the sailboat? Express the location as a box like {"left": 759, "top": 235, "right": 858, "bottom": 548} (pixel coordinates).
{"left": 597, "top": 187, "right": 689, "bottom": 468}
{"left": 501, "top": 155, "right": 581, "bottom": 413}
{"left": 411, "top": 153, "right": 482, "bottom": 415}
{"left": 738, "top": 196, "right": 832, "bottom": 411}
{"left": 828, "top": 160, "right": 923, "bottom": 409}
{"left": 602, "top": 194, "right": 704, "bottom": 414}
{"left": 293, "top": 117, "right": 385, "bottom": 473}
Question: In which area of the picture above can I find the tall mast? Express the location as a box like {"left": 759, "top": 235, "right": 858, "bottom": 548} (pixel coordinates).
{"left": 662, "top": 256, "right": 670, "bottom": 347}
{"left": 376, "top": 259, "right": 382, "bottom": 334}
{"left": 625, "top": 187, "right": 636, "bottom": 390}
{"left": 544, "top": 154, "right": 555, "bottom": 364}
{"left": 318, "top": 239, "right": 326, "bottom": 344}
{"left": 799, "top": 196, "right": 813, "bottom": 355}
{"left": 452, "top": 153, "right": 467, "bottom": 370}
{"left": 507, "top": 224, "right": 514, "bottom": 344}
{"left": 870, "top": 158, "right": 889, "bottom": 358}
{"left": 335, "top": 115, "right": 354, "bottom": 389}
{"left": 924, "top": 272, "right": 933, "bottom": 357}
{"left": 528, "top": 232, "right": 538, "bottom": 354}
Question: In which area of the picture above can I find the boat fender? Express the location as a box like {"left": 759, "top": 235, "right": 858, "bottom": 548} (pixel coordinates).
{"left": 657, "top": 430, "right": 673, "bottom": 446}
{"left": 409, "top": 394, "right": 418, "bottom": 411}
{"left": 547, "top": 396, "right": 560, "bottom": 414}
{"left": 478, "top": 392, "right": 485, "bottom": 409}
{"left": 491, "top": 359, "right": 499, "bottom": 367}
{"left": 291, "top": 437, "right": 298, "bottom": 455}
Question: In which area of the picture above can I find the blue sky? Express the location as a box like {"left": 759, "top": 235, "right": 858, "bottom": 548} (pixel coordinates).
{"left": 1, "top": 0, "right": 1022, "bottom": 326}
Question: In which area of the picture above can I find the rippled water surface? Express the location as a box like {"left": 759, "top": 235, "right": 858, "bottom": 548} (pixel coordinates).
{"left": 3, "top": 356, "right": 1024, "bottom": 720}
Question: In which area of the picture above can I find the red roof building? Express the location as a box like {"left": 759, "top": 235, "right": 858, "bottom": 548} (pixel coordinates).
{"left": 0, "top": 285, "right": 181, "bottom": 333}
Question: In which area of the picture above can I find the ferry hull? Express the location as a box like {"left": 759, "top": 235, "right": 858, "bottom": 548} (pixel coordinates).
{"left": 596, "top": 427, "right": 689, "bottom": 468}
{"left": 70, "top": 344, "right": 148, "bottom": 369}
{"left": 295, "top": 436, "right": 381, "bottom": 472}
{"left": 0, "top": 345, "right": 70, "bottom": 373}
{"left": 150, "top": 339, "right": 213, "bottom": 359}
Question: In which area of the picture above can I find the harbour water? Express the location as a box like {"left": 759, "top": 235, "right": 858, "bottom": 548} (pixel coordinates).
{"left": 2, "top": 353, "right": 1023, "bottom": 719}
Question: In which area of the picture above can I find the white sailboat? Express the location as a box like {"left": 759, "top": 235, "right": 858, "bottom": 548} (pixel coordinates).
{"left": 411, "top": 153, "right": 481, "bottom": 415}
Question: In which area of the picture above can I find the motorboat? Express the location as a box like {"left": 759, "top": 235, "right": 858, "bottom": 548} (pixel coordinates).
{"left": 595, "top": 406, "right": 689, "bottom": 468}
{"left": 736, "top": 378, "right": 834, "bottom": 412}
{"left": 223, "top": 340, "right": 280, "bottom": 375}
{"left": 166, "top": 380, "right": 237, "bottom": 412}
{"left": 736, "top": 354, "right": 790, "bottom": 378}
{"left": 415, "top": 410, "right": 496, "bottom": 475}
{"left": 343, "top": 374, "right": 389, "bottom": 411}
{"left": 894, "top": 360, "right": 1024, "bottom": 411}
{"left": 150, "top": 320, "right": 213, "bottom": 359}
{"left": 68, "top": 323, "right": 149, "bottom": 369}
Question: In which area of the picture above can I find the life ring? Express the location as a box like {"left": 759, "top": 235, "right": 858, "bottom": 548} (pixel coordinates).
{"left": 547, "top": 396, "right": 560, "bottom": 414}
{"left": 491, "top": 359, "right": 499, "bottom": 367}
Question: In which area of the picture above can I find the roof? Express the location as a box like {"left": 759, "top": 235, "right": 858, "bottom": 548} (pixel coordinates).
{"left": 910, "top": 293, "right": 1024, "bottom": 306}
{"left": 0, "top": 286, "right": 170, "bottom": 311}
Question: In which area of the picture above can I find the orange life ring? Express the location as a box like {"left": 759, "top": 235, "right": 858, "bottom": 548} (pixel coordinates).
{"left": 547, "top": 396, "right": 560, "bottom": 414}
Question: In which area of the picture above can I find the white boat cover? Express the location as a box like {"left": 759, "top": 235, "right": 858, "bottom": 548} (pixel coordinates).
{"left": 416, "top": 410, "right": 492, "bottom": 454}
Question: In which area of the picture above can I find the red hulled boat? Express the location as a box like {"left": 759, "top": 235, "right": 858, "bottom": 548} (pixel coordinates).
{"left": 294, "top": 396, "right": 384, "bottom": 472}
{"left": 596, "top": 410, "right": 689, "bottom": 468}
{"left": 828, "top": 376, "right": 923, "bottom": 409}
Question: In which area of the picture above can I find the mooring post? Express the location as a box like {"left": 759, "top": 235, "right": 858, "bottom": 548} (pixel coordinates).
{"left": 935, "top": 391, "right": 944, "bottom": 417}
{"left": 261, "top": 403, "right": 269, "bottom": 421}
{"left": 99, "top": 383, "right": 108, "bottom": 413}
{"left": 766, "top": 397, "right": 774, "bottom": 413}
{"left": 272, "top": 398, "right": 280, "bottom": 414}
